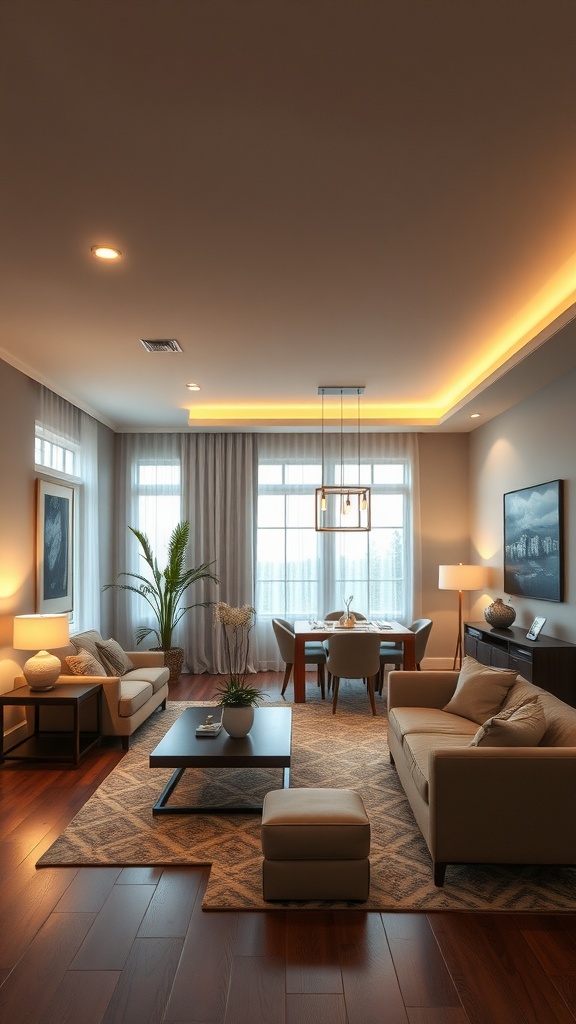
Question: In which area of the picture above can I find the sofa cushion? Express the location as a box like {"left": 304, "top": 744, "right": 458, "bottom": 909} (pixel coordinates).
{"left": 70, "top": 629, "right": 105, "bottom": 663}
{"left": 96, "top": 639, "right": 135, "bottom": 676}
{"left": 402, "top": 732, "right": 475, "bottom": 803}
{"left": 119, "top": 680, "right": 154, "bottom": 717}
{"left": 502, "top": 678, "right": 576, "bottom": 747}
{"left": 388, "top": 707, "right": 477, "bottom": 747}
{"left": 470, "top": 699, "right": 547, "bottom": 747}
{"left": 65, "top": 648, "right": 107, "bottom": 676}
{"left": 122, "top": 666, "right": 170, "bottom": 693}
{"left": 442, "top": 656, "right": 517, "bottom": 724}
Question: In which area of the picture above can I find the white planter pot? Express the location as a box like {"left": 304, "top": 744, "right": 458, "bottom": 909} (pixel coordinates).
{"left": 221, "top": 706, "right": 254, "bottom": 738}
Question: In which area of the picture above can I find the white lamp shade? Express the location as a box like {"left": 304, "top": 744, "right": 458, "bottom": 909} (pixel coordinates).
{"left": 13, "top": 613, "right": 70, "bottom": 651}
{"left": 438, "top": 564, "right": 489, "bottom": 591}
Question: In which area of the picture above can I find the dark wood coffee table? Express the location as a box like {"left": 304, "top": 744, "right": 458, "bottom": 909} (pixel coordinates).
{"left": 149, "top": 705, "right": 292, "bottom": 815}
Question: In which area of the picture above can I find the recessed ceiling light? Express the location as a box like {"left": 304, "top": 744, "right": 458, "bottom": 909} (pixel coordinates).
{"left": 91, "top": 245, "right": 122, "bottom": 260}
{"left": 186, "top": 382, "right": 201, "bottom": 391}
{"left": 470, "top": 413, "right": 481, "bottom": 418}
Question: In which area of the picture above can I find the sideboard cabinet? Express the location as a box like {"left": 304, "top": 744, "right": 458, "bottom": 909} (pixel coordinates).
{"left": 464, "top": 622, "right": 576, "bottom": 707}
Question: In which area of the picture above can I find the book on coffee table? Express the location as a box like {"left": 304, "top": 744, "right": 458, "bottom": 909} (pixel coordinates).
{"left": 195, "top": 720, "right": 222, "bottom": 737}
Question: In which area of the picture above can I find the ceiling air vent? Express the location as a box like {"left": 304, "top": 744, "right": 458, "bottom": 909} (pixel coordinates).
{"left": 140, "top": 339, "right": 183, "bottom": 353}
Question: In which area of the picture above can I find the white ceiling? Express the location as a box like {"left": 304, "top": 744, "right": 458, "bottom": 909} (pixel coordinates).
{"left": 2, "top": 1, "right": 576, "bottom": 432}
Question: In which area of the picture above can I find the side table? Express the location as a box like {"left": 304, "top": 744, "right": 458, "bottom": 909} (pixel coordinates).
{"left": 0, "top": 682, "right": 102, "bottom": 766}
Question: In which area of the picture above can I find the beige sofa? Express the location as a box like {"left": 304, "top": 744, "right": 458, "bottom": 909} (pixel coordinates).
{"left": 15, "top": 629, "right": 170, "bottom": 749}
{"left": 387, "top": 665, "right": 576, "bottom": 886}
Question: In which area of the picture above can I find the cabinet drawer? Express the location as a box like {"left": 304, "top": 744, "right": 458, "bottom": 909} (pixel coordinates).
{"left": 510, "top": 658, "right": 533, "bottom": 681}
{"left": 490, "top": 647, "right": 510, "bottom": 669}
{"left": 476, "top": 640, "right": 496, "bottom": 665}
{"left": 463, "top": 635, "right": 477, "bottom": 658}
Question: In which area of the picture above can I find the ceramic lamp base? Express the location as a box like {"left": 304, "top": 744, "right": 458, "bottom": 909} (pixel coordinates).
{"left": 23, "top": 650, "right": 61, "bottom": 690}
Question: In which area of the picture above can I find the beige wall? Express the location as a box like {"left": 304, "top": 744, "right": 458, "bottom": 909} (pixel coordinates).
{"left": 469, "top": 367, "right": 576, "bottom": 642}
{"left": 0, "top": 363, "right": 38, "bottom": 695}
{"left": 417, "top": 432, "right": 471, "bottom": 665}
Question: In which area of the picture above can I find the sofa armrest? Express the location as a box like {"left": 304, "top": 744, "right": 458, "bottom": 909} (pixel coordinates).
{"left": 58, "top": 673, "right": 123, "bottom": 734}
{"left": 429, "top": 746, "right": 576, "bottom": 864}
{"left": 387, "top": 671, "right": 459, "bottom": 712}
{"left": 126, "top": 650, "right": 165, "bottom": 668}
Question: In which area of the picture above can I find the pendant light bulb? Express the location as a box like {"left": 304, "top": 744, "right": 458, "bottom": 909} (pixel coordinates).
{"left": 321, "top": 488, "right": 327, "bottom": 512}
{"left": 344, "top": 492, "right": 351, "bottom": 514}
{"left": 361, "top": 491, "right": 367, "bottom": 511}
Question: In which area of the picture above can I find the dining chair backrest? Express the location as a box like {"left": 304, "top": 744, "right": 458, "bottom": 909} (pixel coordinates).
{"left": 326, "top": 632, "right": 381, "bottom": 680}
{"left": 410, "top": 618, "right": 433, "bottom": 665}
{"left": 272, "top": 618, "right": 295, "bottom": 663}
{"left": 324, "top": 610, "right": 367, "bottom": 621}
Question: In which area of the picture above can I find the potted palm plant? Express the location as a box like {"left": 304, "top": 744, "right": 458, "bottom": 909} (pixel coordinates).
{"left": 214, "top": 603, "right": 266, "bottom": 736}
{"left": 104, "top": 521, "right": 218, "bottom": 682}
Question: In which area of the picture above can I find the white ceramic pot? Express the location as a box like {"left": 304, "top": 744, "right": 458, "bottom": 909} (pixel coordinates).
{"left": 221, "top": 706, "right": 254, "bottom": 738}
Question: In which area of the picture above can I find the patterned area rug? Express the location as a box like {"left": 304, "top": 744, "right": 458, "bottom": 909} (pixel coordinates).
{"left": 37, "top": 693, "right": 576, "bottom": 911}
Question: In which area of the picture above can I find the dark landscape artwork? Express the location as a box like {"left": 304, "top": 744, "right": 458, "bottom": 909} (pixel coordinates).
{"left": 504, "top": 480, "right": 563, "bottom": 602}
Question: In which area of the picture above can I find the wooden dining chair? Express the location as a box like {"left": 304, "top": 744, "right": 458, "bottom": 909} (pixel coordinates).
{"left": 326, "top": 633, "right": 381, "bottom": 715}
{"left": 272, "top": 618, "right": 327, "bottom": 699}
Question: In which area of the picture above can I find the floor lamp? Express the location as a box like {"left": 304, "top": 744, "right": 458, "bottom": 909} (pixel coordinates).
{"left": 438, "top": 564, "right": 490, "bottom": 670}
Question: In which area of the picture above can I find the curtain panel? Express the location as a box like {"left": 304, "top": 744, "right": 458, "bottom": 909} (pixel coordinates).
{"left": 113, "top": 432, "right": 255, "bottom": 673}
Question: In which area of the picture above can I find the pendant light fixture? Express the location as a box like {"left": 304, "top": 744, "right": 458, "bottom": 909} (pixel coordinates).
{"left": 315, "top": 386, "right": 371, "bottom": 532}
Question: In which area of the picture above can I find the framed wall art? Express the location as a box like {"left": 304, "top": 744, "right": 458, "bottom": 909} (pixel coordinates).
{"left": 503, "top": 479, "right": 563, "bottom": 603}
{"left": 36, "top": 479, "right": 74, "bottom": 613}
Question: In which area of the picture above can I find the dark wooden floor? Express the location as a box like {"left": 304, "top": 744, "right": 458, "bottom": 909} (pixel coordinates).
{"left": 1, "top": 671, "right": 576, "bottom": 1024}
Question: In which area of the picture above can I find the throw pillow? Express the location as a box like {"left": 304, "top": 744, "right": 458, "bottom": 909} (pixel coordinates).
{"left": 65, "top": 648, "right": 107, "bottom": 676}
{"left": 70, "top": 629, "right": 105, "bottom": 663}
{"left": 470, "top": 698, "right": 547, "bottom": 747}
{"left": 443, "top": 656, "right": 518, "bottom": 724}
{"left": 95, "top": 638, "right": 135, "bottom": 677}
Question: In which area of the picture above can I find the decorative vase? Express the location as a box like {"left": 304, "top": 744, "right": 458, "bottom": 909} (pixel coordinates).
{"left": 484, "top": 598, "right": 516, "bottom": 629}
{"left": 221, "top": 706, "right": 254, "bottom": 738}
{"left": 339, "top": 613, "right": 356, "bottom": 628}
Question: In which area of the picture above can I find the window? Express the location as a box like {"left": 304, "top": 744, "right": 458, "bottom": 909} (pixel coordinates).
{"left": 256, "top": 452, "right": 413, "bottom": 622}
{"left": 35, "top": 425, "right": 79, "bottom": 478}
{"left": 257, "top": 461, "right": 322, "bottom": 616}
{"left": 133, "top": 460, "right": 182, "bottom": 568}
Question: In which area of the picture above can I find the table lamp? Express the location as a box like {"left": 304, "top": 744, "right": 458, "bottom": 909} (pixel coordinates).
{"left": 438, "top": 564, "right": 490, "bottom": 670}
{"left": 13, "top": 613, "right": 70, "bottom": 690}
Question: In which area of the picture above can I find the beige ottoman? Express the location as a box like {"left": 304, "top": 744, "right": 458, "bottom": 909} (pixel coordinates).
{"left": 261, "top": 788, "right": 370, "bottom": 901}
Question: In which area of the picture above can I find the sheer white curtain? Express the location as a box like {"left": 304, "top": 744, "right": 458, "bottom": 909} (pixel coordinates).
{"left": 252, "top": 432, "right": 420, "bottom": 670}
{"left": 37, "top": 387, "right": 100, "bottom": 632}
{"left": 113, "top": 432, "right": 255, "bottom": 672}
{"left": 112, "top": 433, "right": 184, "bottom": 650}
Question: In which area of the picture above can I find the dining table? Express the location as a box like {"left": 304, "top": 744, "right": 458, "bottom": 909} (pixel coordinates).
{"left": 293, "top": 619, "right": 417, "bottom": 703}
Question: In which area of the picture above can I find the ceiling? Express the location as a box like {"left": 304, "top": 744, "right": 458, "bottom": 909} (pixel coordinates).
{"left": 2, "top": 0, "right": 576, "bottom": 433}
